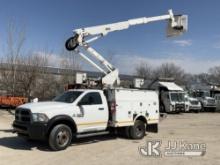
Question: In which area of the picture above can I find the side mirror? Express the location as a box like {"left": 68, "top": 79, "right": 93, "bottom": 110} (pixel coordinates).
{"left": 77, "top": 103, "right": 85, "bottom": 117}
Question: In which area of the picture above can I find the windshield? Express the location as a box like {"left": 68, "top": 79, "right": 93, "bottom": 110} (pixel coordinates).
{"left": 194, "top": 91, "right": 210, "bottom": 97}
{"left": 170, "top": 92, "right": 185, "bottom": 102}
{"left": 53, "top": 91, "right": 83, "bottom": 103}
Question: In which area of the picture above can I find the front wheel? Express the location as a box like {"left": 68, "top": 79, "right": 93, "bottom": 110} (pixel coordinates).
{"left": 130, "top": 120, "right": 146, "bottom": 139}
{"left": 49, "top": 124, "right": 72, "bottom": 151}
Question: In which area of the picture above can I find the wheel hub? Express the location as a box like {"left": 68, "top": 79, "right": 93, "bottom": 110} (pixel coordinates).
{"left": 136, "top": 125, "right": 143, "bottom": 137}
{"left": 56, "top": 130, "right": 69, "bottom": 147}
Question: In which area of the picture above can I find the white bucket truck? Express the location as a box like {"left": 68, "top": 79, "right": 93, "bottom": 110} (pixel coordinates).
{"left": 13, "top": 88, "right": 159, "bottom": 151}
{"left": 13, "top": 10, "right": 187, "bottom": 150}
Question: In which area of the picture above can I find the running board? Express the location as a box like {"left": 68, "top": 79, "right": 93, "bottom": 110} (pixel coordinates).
{"left": 76, "top": 131, "right": 110, "bottom": 138}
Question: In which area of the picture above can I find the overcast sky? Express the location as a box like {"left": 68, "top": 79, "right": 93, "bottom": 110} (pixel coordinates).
{"left": 0, "top": 0, "right": 220, "bottom": 74}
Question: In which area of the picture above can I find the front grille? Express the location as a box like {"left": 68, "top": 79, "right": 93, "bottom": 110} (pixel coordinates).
{"left": 190, "top": 100, "right": 199, "bottom": 105}
{"left": 175, "top": 104, "right": 185, "bottom": 111}
{"left": 207, "top": 99, "right": 215, "bottom": 105}
{"left": 15, "top": 108, "right": 31, "bottom": 123}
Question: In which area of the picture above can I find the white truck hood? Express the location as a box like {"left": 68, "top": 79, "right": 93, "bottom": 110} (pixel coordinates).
{"left": 188, "top": 97, "right": 198, "bottom": 101}
{"left": 18, "top": 101, "right": 72, "bottom": 114}
{"left": 205, "top": 96, "right": 214, "bottom": 100}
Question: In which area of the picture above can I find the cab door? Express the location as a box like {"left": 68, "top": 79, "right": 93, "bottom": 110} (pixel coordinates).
{"left": 76, "top": 92, "right": 108, "bottom": 133}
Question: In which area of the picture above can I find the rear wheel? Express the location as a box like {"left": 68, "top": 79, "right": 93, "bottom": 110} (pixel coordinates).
{"left": 130, "top": 120, "right": 145, "bottom": 139}
{"left": 117, "top": 127, "right": 131, "bottom": 138}
{"left": 125, "top": 126, "right": 131, "bottom": 138}
{"left": 49, "top": 124, "right": 72, "bottom": 151}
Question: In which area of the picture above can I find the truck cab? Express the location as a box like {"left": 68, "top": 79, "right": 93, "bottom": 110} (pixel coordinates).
{"left": 192, "top": 90, "right": 216, "bottom": 112}
{"left": 160, "top": 91, "right": 185, "bottom": 113}
{"left": 184, "top": 94, "right": 201, "bottom": 113}
{"left": 13, "top": 90, "right": 108, "bottom": 150}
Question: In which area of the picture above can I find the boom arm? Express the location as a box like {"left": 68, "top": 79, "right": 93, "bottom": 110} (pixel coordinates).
{"left": 65, "top": 9, "right": 188, "bottom": 87}
{"left": 75, "top": 10, "right": 182, "bottom": 37}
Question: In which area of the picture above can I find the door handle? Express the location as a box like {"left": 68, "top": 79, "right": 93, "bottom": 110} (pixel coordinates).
{"left": 98, "top": 107, "right": 104, "bottom": 110}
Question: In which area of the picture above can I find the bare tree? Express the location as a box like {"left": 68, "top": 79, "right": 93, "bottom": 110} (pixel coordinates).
{"left": 16, "top": 53, "right": 48, "bottom": 98}
{"left": 154, "top": 62, "right": 186, "bottom": 85}
{"left": 208, "top": 66, "right": 220, "bottom": 84}
{"left": 136, "top": 62, "right": 186, "bottom": 84}
{"left": 60, "top": 48, "right": 81, "bottom": 69}
{"left": 0, "top": 21, "right": 26, "bottom": 96}
{"left": 135, "top": 62, "right": 154, "bottom": 79}
{"left": 30, "top": 51, "right": 60, "bottom": 100}
{"left": 59, "top": 49, "right": 81, "bottom": 85}
{"left": 0, "top": 21, "right": 85, "bottom": 101}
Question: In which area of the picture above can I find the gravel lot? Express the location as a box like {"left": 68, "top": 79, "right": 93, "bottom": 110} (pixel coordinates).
{"left": 0, "top": 110, "right": 220, "bottom": 165}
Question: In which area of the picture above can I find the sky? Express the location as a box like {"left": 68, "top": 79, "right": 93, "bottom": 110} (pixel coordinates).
{"left": 0, "top": 0, "right": 220, "bottom": 74}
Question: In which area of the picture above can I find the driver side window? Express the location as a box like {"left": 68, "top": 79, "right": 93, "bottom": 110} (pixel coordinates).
{"left": 78, "top": 92, "right": 102, "bottom": 105}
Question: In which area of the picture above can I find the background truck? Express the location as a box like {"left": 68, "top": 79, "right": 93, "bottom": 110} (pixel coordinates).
{"left": 13, "top": 9, "right": 187, "bottom": 151}
{"left": 160, "top": 90, "right": 186, "bottom": 113}
{"left": 184, "top": 94, "right": 201, "bottom": 113}
{"left": 146, "top": 80, "right": 186, "bottom": 113}
{"left": 214, "top": 94, "right": 220, "bottom": 111}
{"left": 0, "top": 96, "right": 28, "bottom": 108}
{"left": 13, "top": 88, "right": 159, "bottom": 151}
{"left": 192, "top": 90, "right": 216, "bottom": 112}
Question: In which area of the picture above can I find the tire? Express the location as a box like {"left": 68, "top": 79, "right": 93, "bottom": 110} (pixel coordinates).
{"left": 49, "top": 124, "right": 72, "bottom": 151}
{"left": 65, "top": 35, "right": 79, "bottom": 51}
{"left": 125, "top": 126, "right": 131, "bottom": 138}
{"left": 130, "top": 120, "right": 145, "bottom": 139}
{"left": 117, "top": 127, "right": 130, "bottom": 138}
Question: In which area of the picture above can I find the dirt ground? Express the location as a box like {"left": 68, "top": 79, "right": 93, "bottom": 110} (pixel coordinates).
{"left": 0, "top": 110, "right": 220, "bottom": 165}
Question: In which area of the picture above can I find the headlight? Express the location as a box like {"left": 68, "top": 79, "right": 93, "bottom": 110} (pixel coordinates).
{"left": 32, "top": 113, "right": 49, "bottom": 122}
